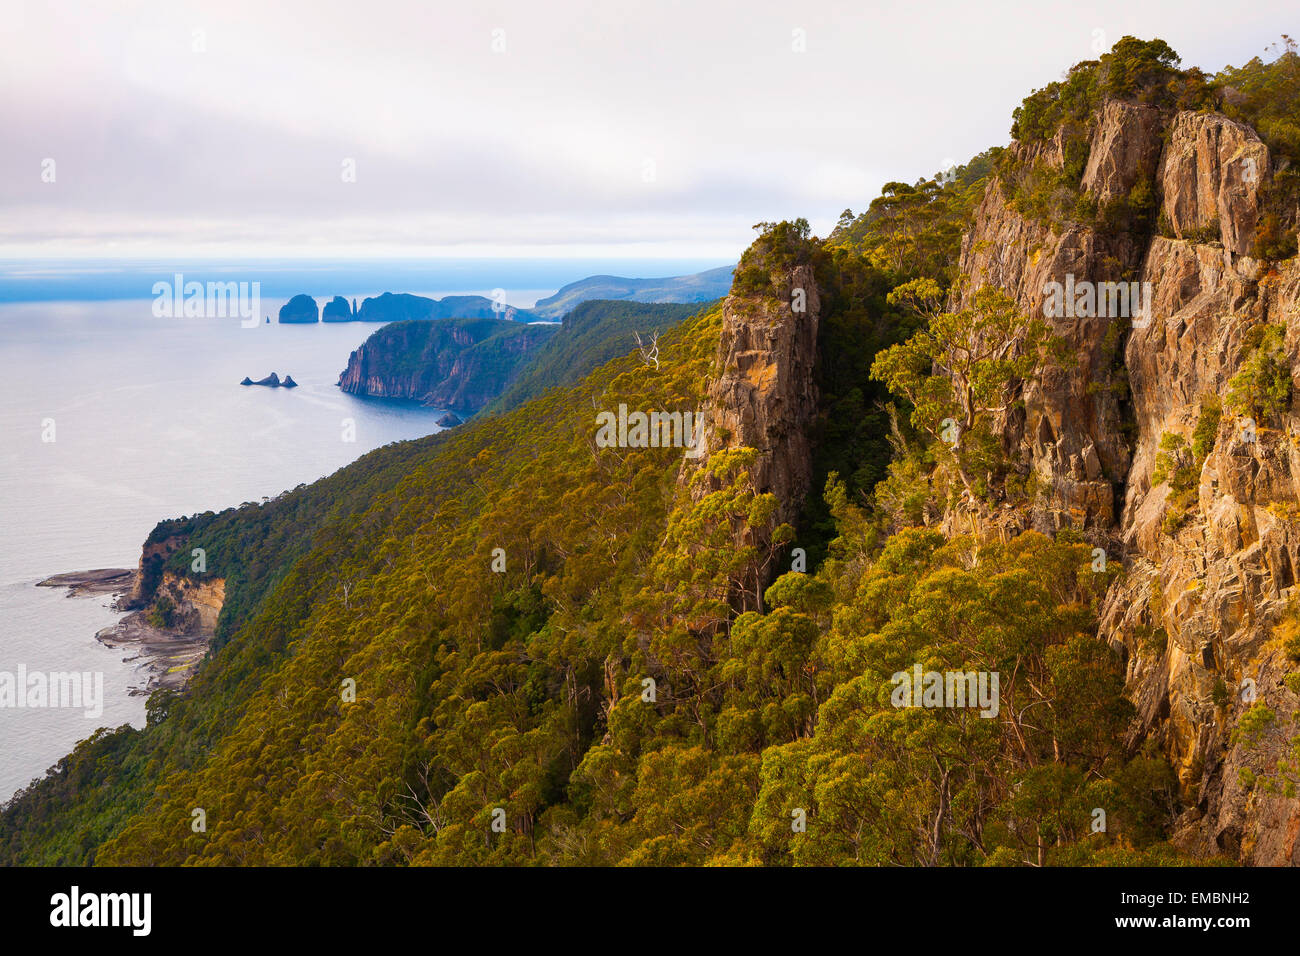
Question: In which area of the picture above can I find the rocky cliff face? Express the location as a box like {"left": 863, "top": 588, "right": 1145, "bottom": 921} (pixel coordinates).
{"left": 123, "top": 532, "right": 187, "bottom": 609}
{"left": 337, "top": 317, "right": 558, "bottom": 414}
{"left": 152, "top": 570, "right": 226, "bottom": 635}
{"left": 687, "top": 263, "right": 821, "bottom": 609}
{"left": 955, "top": 98, "right": 1300, "bottom": 863}
{"left": 122, "top": 534, "right": 223, "bottom": 628}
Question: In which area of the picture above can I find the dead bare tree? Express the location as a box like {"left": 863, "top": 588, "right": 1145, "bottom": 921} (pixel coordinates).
{"left": 634, "top": 329, "right": 660, "bottom": 370}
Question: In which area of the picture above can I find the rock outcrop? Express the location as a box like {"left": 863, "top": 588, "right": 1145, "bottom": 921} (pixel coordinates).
{"left": 278, "top": 294, "right": 319, "bottom": 323}
{"left": 686, "top": 263, "right": 822, "bottom": 609}
{"left": 97, "top": 570, "right": 225, "bottom": 693}
{"left": 1159, "top": 112, "right": 1269, "bottom": 257}
{"left": 953, "top": 97, "right": 1300, "bottom": 864}
{"left": 240, "top": 373, "right": 292, "bottom": 387}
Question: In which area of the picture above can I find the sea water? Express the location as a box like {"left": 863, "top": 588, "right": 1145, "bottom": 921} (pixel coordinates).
{"left": 0, "top": 297, "right": 479, "bottom": 800}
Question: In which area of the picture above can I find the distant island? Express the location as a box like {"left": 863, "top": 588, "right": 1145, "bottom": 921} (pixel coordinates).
{"left": 240, "top": 372, "right": 297, "bottom": 388}
{"left": 279, "top": 291, "right": 536, "bottom": 324}
{"left": 277, "top": 294, "right": 319, "bottom": 323}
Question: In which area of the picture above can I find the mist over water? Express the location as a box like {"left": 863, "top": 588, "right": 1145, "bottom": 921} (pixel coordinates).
{"left": 0, "top": 296, "right": 483, "bottom": 800}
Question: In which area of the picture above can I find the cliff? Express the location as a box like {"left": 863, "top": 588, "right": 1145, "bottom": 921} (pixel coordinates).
{"left": 953, "top": 96, "right": 1300, "bottom": 863}
{"left": 685, "top": 259, "right": 822, "bottom": 610}
{"left": 336, "top": 316, "right": 559, "bottom": 414}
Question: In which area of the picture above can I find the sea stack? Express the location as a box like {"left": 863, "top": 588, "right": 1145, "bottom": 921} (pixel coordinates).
{"left": 322, "top": 296, "right": 356, "bottom": 322}
{"left": 278, "top": 294, "right": 319, "bottom": 323}
{"left": 241, "top": 373, "right": 283, "bottom": 387}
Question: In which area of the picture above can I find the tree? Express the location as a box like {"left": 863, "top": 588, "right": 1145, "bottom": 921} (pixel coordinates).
{"left": 1226, "top": 324, "right": 1293, "bottom": 423}
{"left": 871, "top": 281, "right": 1069, "bottom": 494}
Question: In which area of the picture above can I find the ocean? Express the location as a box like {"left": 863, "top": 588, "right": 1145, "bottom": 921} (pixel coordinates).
{"left": 0, "top": 292, "right": 544, "bottom": 801}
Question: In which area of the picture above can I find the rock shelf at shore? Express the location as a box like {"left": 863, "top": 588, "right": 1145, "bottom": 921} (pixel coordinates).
{"left": 36, "top": 568, "right": 135, "bottom": 597}
{"left": 36, "top": 569, "right": 212, "bottom": 696}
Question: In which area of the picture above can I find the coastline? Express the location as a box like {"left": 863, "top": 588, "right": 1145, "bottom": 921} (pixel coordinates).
{"left": 36, "top": 569, "right": 211, "bottom": 696}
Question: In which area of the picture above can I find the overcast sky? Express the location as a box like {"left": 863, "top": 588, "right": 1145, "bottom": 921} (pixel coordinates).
{"left": 1, "top": 0, "right": 1295, "bottom": 260}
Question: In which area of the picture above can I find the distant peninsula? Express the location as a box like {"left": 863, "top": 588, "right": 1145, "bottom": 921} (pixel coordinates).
{"left": 337, "top": 317, "right": 557, "bottom": 414}
{"left": 275, "top": 266, "right": 736, "bottom": 325}
{"left": 528, "top": 266, "right": 734, "bottom": 319}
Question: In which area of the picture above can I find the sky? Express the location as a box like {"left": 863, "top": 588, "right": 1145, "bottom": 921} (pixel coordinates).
{"left": 1, "top": 0, "right": 1295, "bottom": 261}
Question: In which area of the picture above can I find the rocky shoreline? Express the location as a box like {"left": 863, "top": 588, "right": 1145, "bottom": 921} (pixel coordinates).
{"left": 36, "top": 567, "right": 135, "bottom": 597}
{"left": 37, "top": 568, "right": 212, "bottom": 696}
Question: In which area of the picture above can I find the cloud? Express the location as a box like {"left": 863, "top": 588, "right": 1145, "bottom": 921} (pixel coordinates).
{"left": 1, "top": 0, "right": 1293, "bottom": 258}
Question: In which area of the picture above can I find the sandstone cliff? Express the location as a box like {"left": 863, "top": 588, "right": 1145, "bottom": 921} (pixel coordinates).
{"left": 686, "top": 262, "right": 822, "bottom": 610}
{"left": 954, "top": 98, "right": 1300, "bottom": 863}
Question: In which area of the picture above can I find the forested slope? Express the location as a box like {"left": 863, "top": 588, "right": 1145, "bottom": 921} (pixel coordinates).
{"left": 5, "top": 36, "right": 1300, "bottom": 866}
{"left": 483, "top": 299, "right": 707, "bottom": 416}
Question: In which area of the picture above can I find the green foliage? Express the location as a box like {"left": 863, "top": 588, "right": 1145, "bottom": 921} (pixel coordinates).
{"left": 4, "top": 41, "right": 1241, "bottom": 869}
{"left": 1232, "top": 703, "right": 1276, "bottom": 748}
{"left": 832, "top": 155, "right": 996, "bottom": 285}
{"left": 870, "top": 283, "right": 1069, "bottom": 498}
{"left": 1150, "top": 397, "right": 1225, "bottom": 536}
{"left": 1011, "top": 37, "right": 1208, "bottom": 144}
{"left": 0, "top": 274, "right": 1193, "bottom": 865}
{"left": 346, "top": 316, "right": 558, "bottom": 414}
{"left": 732, "top": 219, "right": 821, "bottom": 295}
{"left": 146, "top": 595, "right": 175, "bottom": 629}
{"left": 1216, "top": 38, "right": 1300, "bottom": 259}
{"left": 797, "top": 247, "right": 920, "bottom": 561}
{"left": 1218, "top": 37, "right": 1300, "bottom": 164}
{"left": 1278, "top": 598, "right": 1300, "bottom": 663}
{"left": 1004, "top": 37, "right": 1217, "bottom": 235}
{"left": 1191, "top": 395, "right": 1222, "bottom": 463}
{"left": 1226, "top": 324, "right": 1293, "bottom": 423}
{"left": 482, "top": 299, "right": 706, "bottom": 416}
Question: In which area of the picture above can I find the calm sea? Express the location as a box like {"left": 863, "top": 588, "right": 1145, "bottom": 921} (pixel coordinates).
{"left": 0, "top": 293, "right": 548, "bottom": 801}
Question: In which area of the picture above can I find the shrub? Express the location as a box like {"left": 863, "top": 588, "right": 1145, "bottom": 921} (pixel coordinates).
{"left": 1226, "top": 324, "right": 1292, "bottom": 422}
{"left": 1191, "top": 395, "right": 1222, "bottom": 462}
{"left": 147, "top": 594, "right": 175, "bottom": 630}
